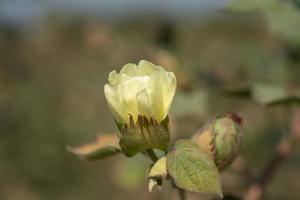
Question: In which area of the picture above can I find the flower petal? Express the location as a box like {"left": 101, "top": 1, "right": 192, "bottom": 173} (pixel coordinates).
{"left": 105, "top": 60, "right": 176, "bottom": 124}
{"left": 150, "top": 71, "right": 166, "bottom": 122}
{"left": 137, "top": 60, "right": 163, "bottom": 75}
{"left": 104, "top": 84, "right": 127, "bottom": 123}
{"left": 137, "top": 88, "right": 154, "bottom": 118}
{"left": 120, "top": 63, "right": 138, "bottom": 76}
{"left": 162, "top": 72, "right": 176, "bottom": 119}
{"left": 118, "top": 76, "right": 150, "bottom": 122}
{"left": 150, "top": 71, "right": 176, "bottom": 122}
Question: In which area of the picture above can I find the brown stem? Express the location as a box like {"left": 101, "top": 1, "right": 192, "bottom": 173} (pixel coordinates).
{"left": 244, "top": 108, "right": 300, "bottom": 200}
{"left": 257, "top": 139, "right": 291, "bottom": 186}
{"left": 244, "top": 138, "right": 293, "bottom": 200}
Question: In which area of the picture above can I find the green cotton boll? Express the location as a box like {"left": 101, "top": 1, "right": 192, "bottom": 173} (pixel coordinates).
{"left": 193, "top": 113, "right": 243, "bottom": 171}
{"left": 213, "top": 113, "right": 243, "bottom": 171}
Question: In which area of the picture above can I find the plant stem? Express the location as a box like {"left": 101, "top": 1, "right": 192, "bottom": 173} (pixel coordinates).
{"left": 145, "top": 149, "right": 159, "bottom": 162}
{"left": 145, "top": 149, "right": 187, "bottom": 200}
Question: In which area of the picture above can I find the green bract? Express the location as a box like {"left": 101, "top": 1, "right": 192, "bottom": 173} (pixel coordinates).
{"left": 147, "top": 156, "right": 167, "bottom": 192}
{"left": 116, "top": 115, "right": 170, "bottom": 157}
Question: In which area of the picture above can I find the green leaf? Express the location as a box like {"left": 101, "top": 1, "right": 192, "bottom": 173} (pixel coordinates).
{"left": 252, "top": 83, "right": 300, "bottom": 106}
{"left": 68, "top": 134, "right": 121, "bottom": 160}
{"left": 223, "top": 82, "right": 300, "bottom": 106}
{"left": 147, "top": 156, "right": 167, "bottom": 192}
{"left": 221, "top": 84, "right": 252, "bottom": 98}
{"left": 166, "top": 139, "right": 223, "bottom": 198}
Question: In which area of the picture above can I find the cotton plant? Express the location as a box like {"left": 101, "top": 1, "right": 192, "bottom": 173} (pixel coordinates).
{"left": 70, "top": 60, "right": 243, "bottom": 200}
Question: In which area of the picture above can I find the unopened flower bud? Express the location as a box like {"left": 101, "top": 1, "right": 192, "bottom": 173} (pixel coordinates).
{"left": 193, "top": 113, "right": 243, "bottom": 171}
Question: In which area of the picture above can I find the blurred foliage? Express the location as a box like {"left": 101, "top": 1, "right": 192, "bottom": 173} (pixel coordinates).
{"left": 229, "top": 0, "right": 300, "bottom": 46}
{"left": 224, "top": 82, "right": 300, "bottom": 106}
{"left": 1, "top": 1, "right": 300, "bottom": 199}
{"left": 113, "top": 155, "right": 150, "bottom": 191}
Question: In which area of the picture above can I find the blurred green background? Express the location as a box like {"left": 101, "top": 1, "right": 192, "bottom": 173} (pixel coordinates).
{"left": 1, "top": 0, "right": 300, "bottom": 199}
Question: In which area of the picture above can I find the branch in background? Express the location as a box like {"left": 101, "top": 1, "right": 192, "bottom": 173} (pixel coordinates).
{"left": 244, "top": 109, "right": 300, "bottom": 200}
{"left": 244, "top": 138, "right": 293, "bottom": 200}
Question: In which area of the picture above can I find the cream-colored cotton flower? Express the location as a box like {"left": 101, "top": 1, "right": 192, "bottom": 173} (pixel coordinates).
{"left": 104, "top": 60, "right": 176, "bottom": 125}
{"left": 104, "top": 60, "right": 176, "bottom": 157}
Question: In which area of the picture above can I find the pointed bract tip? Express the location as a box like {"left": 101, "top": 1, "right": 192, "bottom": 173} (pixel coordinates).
{"left": 226, "top": 112, "right": 242, "bottom": 125}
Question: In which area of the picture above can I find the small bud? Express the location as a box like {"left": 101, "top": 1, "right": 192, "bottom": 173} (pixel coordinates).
{"left": 147, "top": 156, "right": 167, "bottom": 192}
{"left": 104, "top": 60, "right": 176, "bottom": 156}
{"left": 193, "top": 113, "right": 243, "bottom": 171}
